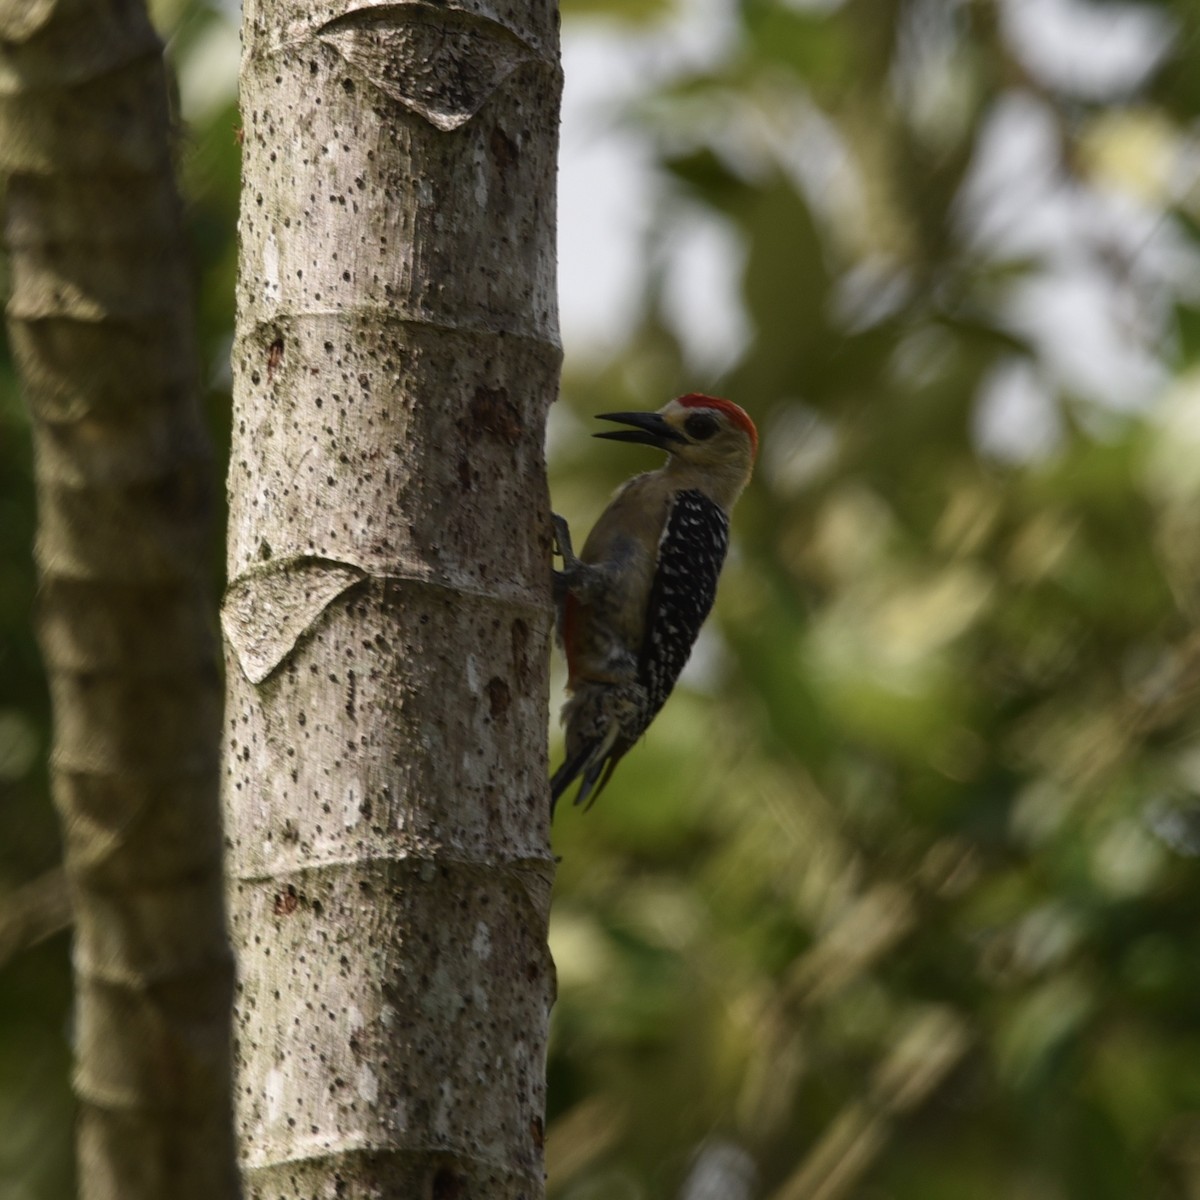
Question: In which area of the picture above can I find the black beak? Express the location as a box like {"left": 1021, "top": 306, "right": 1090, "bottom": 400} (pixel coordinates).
{"left": 593, "top": 411, "right": 686, "bottom": 450}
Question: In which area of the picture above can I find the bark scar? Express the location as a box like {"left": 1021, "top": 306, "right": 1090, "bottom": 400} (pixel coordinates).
{"left": 316, "top": 3, "right": 545, "bottom": 131}
{"left": 222, "top": 557, "right": 367, "bottom": 684}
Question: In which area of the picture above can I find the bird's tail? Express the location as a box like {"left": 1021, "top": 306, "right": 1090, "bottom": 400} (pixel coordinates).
{"left": 550, "top": 721, "right": 623, "bottom": 814}
{"left": 550, "top": 680, "right": 645, "bottom": 816}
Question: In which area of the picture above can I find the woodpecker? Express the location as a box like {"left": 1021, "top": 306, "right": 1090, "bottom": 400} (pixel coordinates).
{"left": 550, "top": 393, "right": 757, "bottom": 812}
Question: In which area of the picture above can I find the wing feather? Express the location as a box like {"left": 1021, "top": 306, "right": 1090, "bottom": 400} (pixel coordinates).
{"left": 636, "top": 489, "right": 729, "bottom": 730}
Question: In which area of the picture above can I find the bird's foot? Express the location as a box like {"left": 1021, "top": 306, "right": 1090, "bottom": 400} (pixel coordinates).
{"left": 552, "top": 513, "right": 576, "bottom": 567}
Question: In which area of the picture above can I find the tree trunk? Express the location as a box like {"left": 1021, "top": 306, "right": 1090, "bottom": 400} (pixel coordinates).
{"left": 223, "top": 0, "right": 561, "bottom": 1195}
{"left": 0, "top": 2, "right": 238, "bottom": 1198}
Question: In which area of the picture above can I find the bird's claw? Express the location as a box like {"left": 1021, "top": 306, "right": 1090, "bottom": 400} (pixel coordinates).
{"left": 552, "top": 513, "right": 576, "bottom": 566}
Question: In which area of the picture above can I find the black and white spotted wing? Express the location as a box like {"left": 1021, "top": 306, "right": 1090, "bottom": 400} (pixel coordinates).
{"left": 636, "top": 489, "right": 729, "bottom": 729}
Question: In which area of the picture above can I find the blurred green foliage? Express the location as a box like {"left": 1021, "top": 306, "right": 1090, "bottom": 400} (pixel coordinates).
{"left": 548, "top": 1, "right": 1200, "bottom": 1198}
{"left": 4, "top": 1, "right": 1200, "bottom": 1198}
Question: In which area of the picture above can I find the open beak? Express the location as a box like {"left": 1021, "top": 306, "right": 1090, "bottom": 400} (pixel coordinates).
{"left": 593, "top": 411, "right": 686, "bottom": 450}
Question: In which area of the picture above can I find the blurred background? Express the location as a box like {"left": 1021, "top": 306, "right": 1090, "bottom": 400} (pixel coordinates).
{"left": 4, "top": 0, "right": 1200, "bottom": 1196}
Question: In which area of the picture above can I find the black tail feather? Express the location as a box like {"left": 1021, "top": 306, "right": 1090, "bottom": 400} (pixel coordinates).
{"left": 572, "top": 756, "right": 608, "bottom": 812}
{"left": 550, "top": 742, "right": 629, "bottom": 816}
{"left": 550, "top": 740, "right": 597, "bottom": 814}
{"left": 578, "top": 753, "right": 624, "bottom": 812}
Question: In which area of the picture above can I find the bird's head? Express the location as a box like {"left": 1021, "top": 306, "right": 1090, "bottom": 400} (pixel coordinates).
{"left": 594, "top": 393, "right": 757, "bottom": 506}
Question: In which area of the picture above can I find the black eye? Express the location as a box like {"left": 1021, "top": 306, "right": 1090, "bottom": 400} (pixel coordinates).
{"left": 684, "top": 413, "right": 719, "bottom": 441}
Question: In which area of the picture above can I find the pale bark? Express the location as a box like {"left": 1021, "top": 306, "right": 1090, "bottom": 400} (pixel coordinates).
{"left": 224, "top": 0, "right": 560, "bottom": 1196}
{"left": 0, "top": 2, "right": 238, "bottom": 1198}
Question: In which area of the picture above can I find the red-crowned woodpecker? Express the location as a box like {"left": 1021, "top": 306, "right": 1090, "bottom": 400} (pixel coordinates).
{"left": 551, "top": 393, "right": 758, "bottom": 812}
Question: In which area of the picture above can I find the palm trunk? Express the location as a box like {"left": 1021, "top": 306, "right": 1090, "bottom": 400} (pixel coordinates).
{"left": 224, "top": 0, "right": 561, "bottom": 1195}
{"left": 0, "top": 2, "right": 238, "bottom": 1197}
